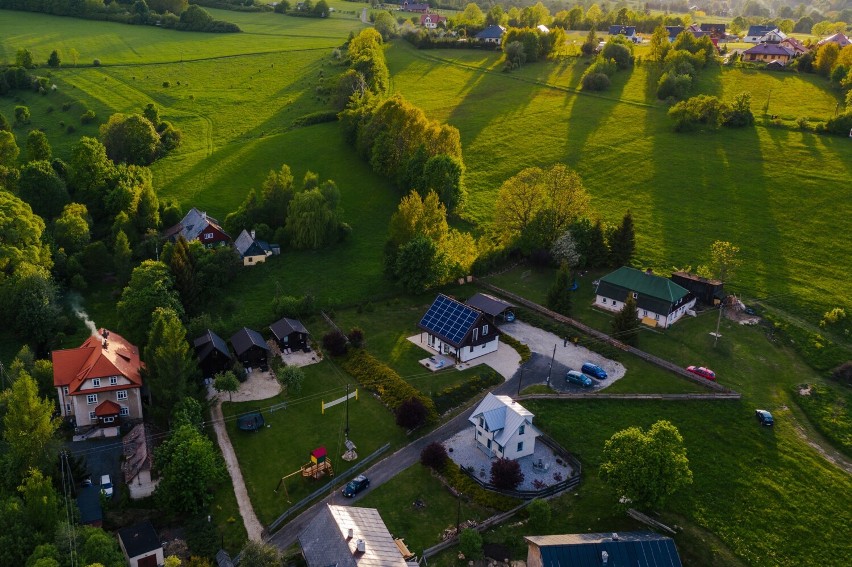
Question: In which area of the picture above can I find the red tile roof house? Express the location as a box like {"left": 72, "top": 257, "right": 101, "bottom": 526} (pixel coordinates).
{"left": 53, "top": 329, "right": 145, "bottom": 437}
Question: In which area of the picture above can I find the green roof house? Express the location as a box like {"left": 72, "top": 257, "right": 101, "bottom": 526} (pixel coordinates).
{"left": 595, "top": 267, "right": 696, "bottom": 328}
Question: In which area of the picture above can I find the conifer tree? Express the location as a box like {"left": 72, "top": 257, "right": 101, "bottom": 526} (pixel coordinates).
{"left": 611, "top": 295, "right": 640, "bottom": 346}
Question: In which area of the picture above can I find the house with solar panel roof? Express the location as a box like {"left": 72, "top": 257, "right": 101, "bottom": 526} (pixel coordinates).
{"left": 417, "top": 294, "right": 501, "bottom": 363}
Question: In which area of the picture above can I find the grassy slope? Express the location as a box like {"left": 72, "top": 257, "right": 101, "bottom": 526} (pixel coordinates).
{"left": 386, "top": 43, "right": 852, "bottom": 320}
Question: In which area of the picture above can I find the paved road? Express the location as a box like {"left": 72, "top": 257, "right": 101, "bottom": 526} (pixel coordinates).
{"left": 266, "top": 362, "right": 542, "bottom": 550}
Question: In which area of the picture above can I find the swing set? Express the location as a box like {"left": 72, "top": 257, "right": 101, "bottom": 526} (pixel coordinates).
{"left": 273, "top": 446, "right": 334, "bottom": 502}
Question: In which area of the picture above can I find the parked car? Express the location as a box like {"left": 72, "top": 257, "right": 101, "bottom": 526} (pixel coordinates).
{"left": 686, "top": 366, "right": 716, "bottom": 381}
{"left": 755, "top": 409, "right": 774, "bottom": 426}
{"left": 581, "top": 362, "right": 607, "bottom": 380}
{"left": 100, "top": 474, "right": 113, "bottom": 498}
{"left": 566, "top": 370, "right": 593, "bottom": 387}
{"left": 342, "top": 474, "right": 370, "bottom": 497}
{"left": 502, "top": 311, "right": 516, "bottom": 322}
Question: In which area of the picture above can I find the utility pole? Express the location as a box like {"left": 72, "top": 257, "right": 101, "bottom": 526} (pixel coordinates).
{"left": 713, "top": 303, "right": 723, "bottom": 348}
{"left": 517, "top": 366, "right": 524, "bottom": 397}
{"left": 456, "top": 492, "right": 462, "bottom": 537}
{"left": 546, "top": 344, "right": 556, "bottom": 386}
{"left": 344, "top": 383, "right": 350, "bottom": 439}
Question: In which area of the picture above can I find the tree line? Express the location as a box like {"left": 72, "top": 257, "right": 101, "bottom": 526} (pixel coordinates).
{"left": 0, "top": 0, "right": 241, "bottom": 33}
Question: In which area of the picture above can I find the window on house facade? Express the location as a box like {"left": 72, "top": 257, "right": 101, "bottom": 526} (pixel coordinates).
{"left": 103, "top": 416, "right": 115, "bottom": 424}
{"left": 519, "top": 425, "right": 525, "bottom": 435}
{"left": 87, "top": 394, "right": 98, "bottom": 405}
{"left": 632, "top": 292, "right": 638, "bottom": 299}
{"left": 479, "top": 417, "right": 483, "bottom": 427}
{"left": 65, "top": 403, "right": 71, "bottom": 414}
{"left": 517, "top": 442, "right": 524, "bottom": 452}
{"left": 92, "top": 378, "right": 100, "bottom": 387}
{"left": 120, "top": 407, "right": 129, "bottom": 416}
{"left": 473, "top": 328, "right": 479, "bottom": 341}
{"left": 204, "top": 233, "right": 213, "bottom": 240}
{"left": 110, "top": 377, "right": 118, "bottom": 386}
{"left": 117, "top": 390, "right": 128, "bottom": 400}
{"left": 470, "top": 346, "right": 474, "bottom": 352}
{"left": 483, "top": 324, "right": 489, "bottom": 335}
{"left": 89, "top": 411, "right": 97, "bottom": 420}
{"left": 655, "top": 314, "right": 659, "bottom": 321}
{"left": 643, "top": 310, "right": 648, "bottom": 316}
{"left": 63, "top": 387, "right": 69, "bottom": 395}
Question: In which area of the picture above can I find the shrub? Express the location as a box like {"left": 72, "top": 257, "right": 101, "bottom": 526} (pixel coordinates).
{"left": 163, "top": 81, "right": 171, "bottom": 88}
{"left": 433, "top": 370, "right": 502, "bottom": 414}
{"left": 581, "top": 72, "right": 611, "bottom": 91}
{"left": 527, "top": 498, "right": 552, "bottom": 532}
{"left": 347, "top": 327, "right": 364, "bottom": 348}
{"left": 668, "top": 95, "right": 729, "bottom": 131}
{"left": 66, "top": 125, "right": 76, "bottom": 134}
{"left": 93, "top": 59, "right": 101, "bottom": 66}
{"left": 824, "top": 111, "right": 852, "bottom": 136}
{"left": 341, "top": 350, "right": 437, "bottom": 420}
{"left": 420, "top": 441, "right": 448, "bottom": 470}
{"left": 322, "top": 330, "right": 348, "bottom": 356}
{"left": 501, "top": 334, "right": 531, "bottom": 363}
{"left": 459, "top": 529, "right": 483, "bottom": 559}
{"left": 395, "top": 397, "right": 428, "bottom": 430}
{"left": 61, "top": 102, "right": 71, "bottom": 111}
{"left": 490, "top": 458, "right": 524, "bottom": 490}
{"left": 657, "top": 72, "right": 692, "bottom": 100}
{"left": 601, "top": 41, "right": 633, "bottom": 69}
{"left": 80, "top": 109, "right": 96, "bottom": 124}
{"left": 276, "top": 364, "right": 304, "bottom": 394}
{"left": 14, "top": 105, "right": 30, "bottom": 125}
{"left": 441, "top": 461, "right": 519, "bottom": 511}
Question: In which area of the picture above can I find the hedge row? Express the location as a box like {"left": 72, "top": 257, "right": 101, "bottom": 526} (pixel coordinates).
{"left": 500, "top": 334, "right": 531, "bottom": 363}
{"left": 762, "top": 311, "right": 851, "bottom": 374}
{"left": 342, "top": 350, "right": 437, "bottom": 421}
{"left": 434, "top": 369, "right": 502, "bottom": 415}
{"left": 439, "top": 461, "right": 519, "bottom": 511}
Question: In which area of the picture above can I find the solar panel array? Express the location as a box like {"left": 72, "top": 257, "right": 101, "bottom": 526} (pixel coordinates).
{"left": 419, "top": 295, "right": 479, "bottom": 346}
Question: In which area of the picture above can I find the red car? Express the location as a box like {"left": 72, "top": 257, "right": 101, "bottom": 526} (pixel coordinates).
{"left": 687, "top": 366, "right": 716, "bottom": 381}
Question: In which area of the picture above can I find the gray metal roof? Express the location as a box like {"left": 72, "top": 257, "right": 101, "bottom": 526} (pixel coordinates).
{"left": 526, "top": 532, "right": 682, "bottom": 567}
{"left": 465, "top": 293, "right": 514, "bottom": 317}
{"left": 230, "top": 327, "right": 269, "bottom": 356}
{"left": 299, "top": 505, "right": 408, "bottom": 567}
{"left": 270, "top": 317, "right": 309, "bottom": 340}
{"left": 194, "top": 329, "right": 232, "bottom": 362}
{"left": 469, "top": 393, "right": 540, "bottom": 447}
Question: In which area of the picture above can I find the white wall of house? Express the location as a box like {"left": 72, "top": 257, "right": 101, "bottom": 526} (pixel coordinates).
{"left": 459, "top": 337, "right": 499, "bottom": 363}
{"left": 242, "top": 253, "right": 267, "bottom": 266}
{"left": 595, "top": 295, "right": 696, "bottom": 329}
{"left": 472, "top": 420, "right": 535, "bottom": 460}
{"left": 59, "top": 386, "right": 143, "bottom": 427}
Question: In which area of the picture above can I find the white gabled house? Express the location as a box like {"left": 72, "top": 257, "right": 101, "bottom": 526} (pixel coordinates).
{"left": 468, "top": 393, "right": 540, "bottom": 460}
{"left": 417, "top": 294, "right": 501, "bottom": 363}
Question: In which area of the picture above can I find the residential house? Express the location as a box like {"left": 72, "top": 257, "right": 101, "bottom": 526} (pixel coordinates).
{"left": 743, "top": 25, "right": 775, "bottom": 43}
{"left": 400, "top": 1, "right": 429, "bottom": 12}
{"left": 475, "top": 25, "right": 506, "bottom": 45}
{"left": 758, "top": 29, "right": 787, "bottom": 44}
{"left": 670, "top": 272, "right": 725, "bottom": 306}
{"left": 230, "top": 327, "right": 270, "bottom": 370}
{"left": 666, "top": 26, "right": 684, "bottom": 43}
{"left": 419, "top": 13, "right": 446, "bottom": 29}
{"left": 234, "top": 229, "right": 275, "bottom": 266}
{"left": 818, "top": 32, "right": 851, "bottom": 48}
{"left": 700, "top": 23, "right": 727, "bottom": 38}
{"left": 52, "top": 329, "right": 144, "bottom": 429}
{"left": 742, "top": 43, "right": 794, "bottom": 64}
{"left": 537, "top": 24, "right": 550, "bottom": 34}
{"left": 525, "top": 532, "right": 683, "bottom": 567}
{"left": 468, "top": 393, "right": 540, "bottom": 460}
{"left": 685, "top": 23, "right": 710, "bottom": 38}
{"left": 163, "top": 207, "right": 231, "bottom": 247}
{"left": 270, "top": 317, "right": 310, "bottom": 352}
{"left": 299, "top": 504, "right": 410, "bottom": 566}
{"left": 122, "top": 423, "right": 158, "bottom": 499}
{"left": 118, "top": 521, "right": 164, "bottom": 567}
{"left": 608, "top": 25, "right": 638, "bottom": 42}
{"left": 194, "top": 329, "right": 234, "bottom": 379}
{"left": 595, "top": 267, "right": 696, "bottom": 328}
{"left": 464, "top": 292, "right": 515, "bottom": 325}
{"left": 417, "top": 294, "right": 501, "bottom": 363}
{"left": 780, "top": 36, "right": 808, "bottom": 56}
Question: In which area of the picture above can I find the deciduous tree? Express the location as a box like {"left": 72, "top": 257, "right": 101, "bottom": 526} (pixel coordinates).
{"left": 0, "top": 130, "right": 20, "bottom": 167}
{"left": 117, "top": 260, "right": 183, "bottom": 346}
{"left": 17, "top": 160, "right": 69, "bottom": 220}
{"left": 54, "top": 203, "right": 91, "bottom": 254}
{"left": 26, "top": 130, "right": 51, "bottom": 162}
{"left": 154, "top": 424, "right": 226, "bottom": 516}
{"left": 99, "top": 113, "right": 160, "bottom": 166}
{"left": 213, "top": 371, "right": 239, "bottom": 402}
{"left": 490, "top": 457, "right": 524, "bottom": 489}
{"left": 600, "top": 420, "right": 693, "bottom": 509}
{"left": 2, "top": 372, "right": 59, "bottom": 480}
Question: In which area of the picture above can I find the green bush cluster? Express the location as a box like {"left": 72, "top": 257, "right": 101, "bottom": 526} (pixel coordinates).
{"left": 439, "top": 461, "right": 519, "bottom": 511}
{"left": 291, "top": 110, "right": 338, "bottom": 128}
{"left": 342, "top": 349, "right": 437, "bottom": 421}
{"left": 500, "top": 334, "right": 531, "bottom": 363}
{"left": 580, "top": 37, "right": 632, "bottom": 92}
{"left": 433, "top": 370, "right": 502, "bottom": 414}
{"left": 668, "top": 93, "right": 754, "bottom": 132}
{"left": 655, "top": 32, "right": 716, "bottom": 101}
{"left": 763, "top": 311, "right": 852, "bottom": 373}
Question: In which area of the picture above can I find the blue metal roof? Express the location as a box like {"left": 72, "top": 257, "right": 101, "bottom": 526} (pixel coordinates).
{"left": 418, "top": 294, "right": 481, "bottom": 348}
{"left": 530, "top": 532, "right": 682, "bottom": 567}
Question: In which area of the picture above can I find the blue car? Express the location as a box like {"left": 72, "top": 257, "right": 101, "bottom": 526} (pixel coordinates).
{"left": 755, "top": 409, "right": 774, "bottom": 426}
{"left": 566, "top": 370, "right": 593, "bottom": 387}
{"left": 342, "top": 474, "right": 370, "bottom": 497}
{"left": 582, "top": 362, "right": 608, "bottom": 380}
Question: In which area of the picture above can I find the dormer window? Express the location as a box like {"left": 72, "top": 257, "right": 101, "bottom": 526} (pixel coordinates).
{"left": 92, "top": 378, "right": 101, "bottom": 388}
{"left": 519, "top": 425, "right": 525, "bottom": 435}
{"left": 110, "top": 377, "right": 118, "bottom": 386}
{"left": 478, "top": 417, "right": 483, "bottom": 427}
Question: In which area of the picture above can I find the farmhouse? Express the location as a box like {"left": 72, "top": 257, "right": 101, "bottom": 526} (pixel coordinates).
{"left": 52, "top": 329, "right": 144, "bottom": 430}
{"left": 818, "top": 32, "right": 851, "bottom": 48}
{"left": 468, "top": 393, "right": 540, "bottom": 460}
{"left": 194, "top": 329, "right": 234, "bottom": 379}
{"left": 163, "top": 207, "right": 230, "bottom": 247}
{"left": 608, "top": 25, "right": 638, "bottom": 42}
{"left": 122, "top": 423, "right": 158, "bottom": 499}
{"left": 417, "top": 294, "right": 501, "bottom": 363}
{"left": 744, "top": 25, "right": 775, "bottom": 43}
{"left": 270, "top": 317, "right": 310, "bottom": 352}
{"left": 419, "top": 13, "right": 446, "bottom": 29}
{"left": 475, "top": 25, "right": 506, "bottom": 45}
{"left": 671, "top": 272, "right": 725, "bottom": 306}
{"left": 230, "top": 327, "right": 270, "bottom": 371}
{"left": 234, "top": 229, "right": 275, "bottom": 266}
{"left": 595, "top": 267, "right": 696, "bottom": 328}
{"left": 118, "top": 521, "right": 163, "bottom": 567}
{"left": 299, "top": 504, "right": 409, "bottom": 566}
{"left": 742, "top": 43, "right": 794, "bottom": 64}
{"left": 524, "top": 532, "right": 683, "bottom": 567}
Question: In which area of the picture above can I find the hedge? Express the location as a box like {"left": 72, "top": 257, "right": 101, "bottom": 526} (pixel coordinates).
{"left": 341, "top": 350, "right": 437, "bottom": 421}
{"left": 434, "top": 369, "right": 502, "bottom": 414}
{"left": 500, "top": 334, "right": 531, "bottom": 363}
{"left": 439, "top": 461, "right": 519, "bottom": 511}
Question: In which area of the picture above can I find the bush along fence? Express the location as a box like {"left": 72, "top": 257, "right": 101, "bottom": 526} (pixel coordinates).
{"left": 421, "top": 500, "right": 532, "bottom": 560}
{"left": 478, "top": 282, "right": 740, "bottom": 397}
{"left": 434, "top": 369, "right": 502, "bottom": 415}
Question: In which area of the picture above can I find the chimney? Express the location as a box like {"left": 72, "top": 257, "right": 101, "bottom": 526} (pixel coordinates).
{"left": 612, "top": 533, "right": 619, "bottom": 541}
{"left": 102, "top": 338, "right": 108, "bottom": 350}
{"left": 347, "top": 528, "right": 353, "bottom": 539}
{"left": 250, "top": 229, "right": 256, "bottom": 240}
{"left": 355, "top": 539, "right": 365, "bottom": 554}
{"left": 202, "top": 211, "right": 207, "bottom": 220}
{"left": 601, "top": 550, "right": 609, "bottom": 565}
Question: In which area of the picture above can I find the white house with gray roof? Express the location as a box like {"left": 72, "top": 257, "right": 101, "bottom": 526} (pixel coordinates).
{"left": 468, "top": 393, "right": 540, "bottom": 460}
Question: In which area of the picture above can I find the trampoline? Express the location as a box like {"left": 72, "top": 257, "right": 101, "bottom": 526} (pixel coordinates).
{"left": 237, "top": 412, "right": 265, "bottom": 432}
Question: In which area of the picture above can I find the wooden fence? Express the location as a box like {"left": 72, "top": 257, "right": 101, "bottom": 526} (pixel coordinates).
{"left": 478, "top": 282, "right": 741, "bottom": 397}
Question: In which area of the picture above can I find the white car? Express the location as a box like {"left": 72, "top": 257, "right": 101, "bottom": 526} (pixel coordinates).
{"left": 100, "top": 474, "right": 113, "bottom": 498}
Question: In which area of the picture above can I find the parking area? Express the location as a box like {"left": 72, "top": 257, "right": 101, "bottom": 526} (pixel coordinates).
{"left": 500, "top": 320, "right": 626, "bottom": 392}
{"left": 66, "top": 436, "right": 125, "bottom": 492}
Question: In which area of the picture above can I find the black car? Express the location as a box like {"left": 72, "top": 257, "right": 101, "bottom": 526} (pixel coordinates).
{"left": 342, "top": 474, "right": 370, "bottom": 497}
{"left": 755, "top": 409, "right": 774, "bottom": 426}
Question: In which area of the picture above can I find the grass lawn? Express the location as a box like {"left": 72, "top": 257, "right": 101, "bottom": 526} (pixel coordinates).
{"left": 791, "top": 382, "right": 852, "bottom": 458}
{"left": 357, "top": 464, "right": 493, "bottom": 555}
{"left": 221, "top": 359, "right": 409, "bottom": 526}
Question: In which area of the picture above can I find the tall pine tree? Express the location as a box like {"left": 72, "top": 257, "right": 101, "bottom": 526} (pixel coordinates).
{"left": 144, "top": 307, "right": 199, "bottom": 425}
{"left": 611, "top": 295, "right": 640, "bottom": 346}
{"left": 586, "top": 220, "right": 609, "bottom": 268}
{"left": 609, "top": 211, "right": 635, "bottom": 267}
{"left": 169, "top": 236, "right": 198, "bottom": 316}
{"left": 546, "top": 264, "right": 573, "bottom": 316}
